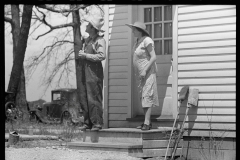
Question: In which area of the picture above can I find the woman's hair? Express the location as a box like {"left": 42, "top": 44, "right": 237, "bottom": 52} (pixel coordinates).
{"left": 135, "top": 27, "right": 149, "bottom": 37}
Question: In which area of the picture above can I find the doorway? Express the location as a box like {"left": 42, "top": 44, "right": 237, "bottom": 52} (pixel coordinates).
{"left": 132, "top": 5, "right": 175, "bottom": 117}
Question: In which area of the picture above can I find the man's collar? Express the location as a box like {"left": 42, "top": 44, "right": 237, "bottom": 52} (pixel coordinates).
{"left": 90, "top": 34, "right": 98, "bottom": 42}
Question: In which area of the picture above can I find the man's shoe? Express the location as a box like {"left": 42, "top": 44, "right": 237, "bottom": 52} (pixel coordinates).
{"left": 141, "top": 124, "right": 151, "bottom": 131}
{"left": 91, "top": 125, "right": 102, "bottom": 131}
{"left": 136, "top": 124, "right": 144, "bottom": 129}
{"left": 79, "top": 125, "right": 90, "bottom": 131}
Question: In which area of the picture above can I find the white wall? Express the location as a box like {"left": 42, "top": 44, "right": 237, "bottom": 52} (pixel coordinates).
{"left": 177, "top": 5, "right": 236, "bottom": 137}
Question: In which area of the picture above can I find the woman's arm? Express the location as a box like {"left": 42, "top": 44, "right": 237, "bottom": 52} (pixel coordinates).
{"left": 145, "top": 43, "right": 157, "bottom": 72}
{"left": 140, "top": 43, "right": 157, "bottom": 78}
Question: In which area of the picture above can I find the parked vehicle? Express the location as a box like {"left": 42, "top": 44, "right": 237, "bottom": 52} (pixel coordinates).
{"left": 29, "top": 88, "right": 83, "bottom": 126}
{"left": 5, "top": 91, "right": 18, "bottom": 122}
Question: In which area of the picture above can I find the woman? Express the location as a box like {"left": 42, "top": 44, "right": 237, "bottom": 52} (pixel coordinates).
{"left": 77, "top": 15, "right": 106, "bottom": 131}
{"left": 126, "top": 21, "right": 159, "bottom": 131}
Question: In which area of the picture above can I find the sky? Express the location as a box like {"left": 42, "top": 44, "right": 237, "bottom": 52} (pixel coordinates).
{"left": 5, "top": 5, "right": 107, "bottom": 102}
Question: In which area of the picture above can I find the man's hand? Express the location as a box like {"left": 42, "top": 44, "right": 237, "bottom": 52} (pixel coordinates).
{"left": 78, "top": 50, "right": 87, "bottom": 59}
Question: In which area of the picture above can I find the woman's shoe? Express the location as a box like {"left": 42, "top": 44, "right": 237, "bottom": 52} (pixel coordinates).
{"left": 141, "top": 124, "right": 152, "bottom": 131}
{"left": 137, "top": 123, "right": 152, "bottom": 129}
{"left": 136, "top": 124, "right": 144, "bottom": 129}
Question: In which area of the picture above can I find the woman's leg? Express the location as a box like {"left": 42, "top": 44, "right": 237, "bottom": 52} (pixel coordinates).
{"left": 143, "top": 106, "right": 152, "bottom": 125}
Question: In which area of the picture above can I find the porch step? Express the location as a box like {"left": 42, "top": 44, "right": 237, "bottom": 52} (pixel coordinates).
{"left": 129, "top": 139, "right": 183, "bottom": 158}
{"left": 68, "top": 127, "right": 183, "bottom": 158}
{"left": 68, "top": 141, "right": 142, "bottom": 152}
{"left": 78, "top": 128, "right": 173, "bottom": 143}
{"left": 127, "top": 115, "right": 174, "bottom": 121}
{"left": 129, "top": 147, "right": 182, "bottom": 158}
{"left": 126, "top": 115, "right": 175, "bottom": 128}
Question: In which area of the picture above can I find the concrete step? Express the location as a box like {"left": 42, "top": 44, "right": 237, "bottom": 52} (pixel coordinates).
{"left": 68, "top": 127, "right": 183, "bottom": 158}
{"left": 78, "top": 127, "right": 174, "bottom": 143}
{"left": 129, "top": 147, "right": 182, "bottom": 158}
{"left": 127, "top": 115, "right": 175, "bottom": 128}
{"left": 128, "top": 121, "right": 174, "bottom": 128}
{"left": 68, "top": 140, "right": 183, "bottom": 158}
{"left": 131, "top": 139, "right": 183, "bottom": 158}
{"left": 143, "top": 139, "right": 183, "bottom": 149}
{"left": 126, "top": 115, "right": 174, "bottom": 122}
{"left": 68, "top": 141, "right": 142, "bottom": 152}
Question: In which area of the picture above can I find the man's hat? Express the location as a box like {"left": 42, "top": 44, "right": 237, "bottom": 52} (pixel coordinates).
{"left": 125, "top": 21, "right": 150, "bottom": 37}
{"left": 84, "top": 15, "right": 105, "bottom": 33}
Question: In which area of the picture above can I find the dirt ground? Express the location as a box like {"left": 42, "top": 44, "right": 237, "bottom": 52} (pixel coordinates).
{"left": 5, "top": 140, "right": 143, "bottom": 160}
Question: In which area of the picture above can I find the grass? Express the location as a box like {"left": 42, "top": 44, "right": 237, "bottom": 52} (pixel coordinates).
{"left": 5, "top": 118, "right": 83, "bottom": 146}
{"left": 6, "top": 139, "right": 63, "bottom": 148}
{"left": 162, "top": 127, "right": 184, "bottom": 160}
{"left": 184, "top": 96, "right": 232, "bottom": 160}
{"left": 162, "top": 93, "right": 234, "bottom": 160}
{"left": 193, "top": 98, "right": 227, "bottom": 160}
{"left": 195, "top": 136, "right": 225, "bottom": 160}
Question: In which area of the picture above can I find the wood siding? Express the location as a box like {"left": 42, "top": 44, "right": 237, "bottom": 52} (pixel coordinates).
{"left": 177, "top": 5, "right": 236, "bottom": 137}
{"left": 107, "top": 5, "right": 130, "bottom": 128}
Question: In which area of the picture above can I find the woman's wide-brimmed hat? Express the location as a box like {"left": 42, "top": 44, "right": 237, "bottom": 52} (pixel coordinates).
{"left": 125, "top": 21, "right": 150, "bottom": 37}
{"left": 84, "top": 15, "right": 105, "bottom": 32}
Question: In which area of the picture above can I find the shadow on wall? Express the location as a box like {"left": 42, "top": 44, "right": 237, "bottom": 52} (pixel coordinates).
{"left": 178, "top": 91, "right": 198, "bottom": 136}
{"left": 154, "top": 55, "right": 173, "bottom": 116}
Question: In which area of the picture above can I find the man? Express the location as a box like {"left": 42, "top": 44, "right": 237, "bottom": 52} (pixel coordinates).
{"left": 77, "top": 15, "right": 106, "bottom": 131}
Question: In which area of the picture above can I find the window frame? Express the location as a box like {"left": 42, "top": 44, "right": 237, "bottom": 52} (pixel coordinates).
{"left": 143, "top": 5, "right": 173, "bottom": 55}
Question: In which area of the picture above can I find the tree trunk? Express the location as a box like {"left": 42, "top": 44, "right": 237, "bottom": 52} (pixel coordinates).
{"left": 10, "top": 5, "right": 28, "bottom": 111}
{"left": 7, "top": 5, "right": 33, "bottom": 99}
{"left": 16, "top": 70, "right": 27, "bottom": 110}
{"left": 71, "top": 5, "right": 88, "bottom": 112}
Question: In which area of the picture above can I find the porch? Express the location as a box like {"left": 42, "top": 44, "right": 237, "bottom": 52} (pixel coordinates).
{"left": 68, "top": 120, "right": 183, "bottom": 159}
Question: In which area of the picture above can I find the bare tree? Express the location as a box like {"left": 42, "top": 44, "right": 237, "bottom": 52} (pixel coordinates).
{"left": 5, "top": 4, "right": 104, "bottom": 119}
{"left": 24, "top": 4, "right": 104, "bottom": 112}
{"left": 5, "top": 5, "right": 33, "bottom": 112}
{"left": 25, "top": 5, "right": 104, "bottom": 89}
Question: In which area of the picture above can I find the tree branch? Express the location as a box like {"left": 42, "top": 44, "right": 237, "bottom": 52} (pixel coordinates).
{"left": 41, "top": 49, "right": 74, "bottom": 93}
{"left": 38, "top": 40, "right": 74, "bottom": 60}
{"left": 34, "top": 7, "right": 74, "bottom": 40}
{"left": 35, "top": 30, "right": 52, "bottom": 40}
{"left": 25, "top": 38, "right": 73, "bottom": 80}
{"left": 57, "top": 53, "right": 75, "bottom": 86}
{"left": 29, "top": 21, "right": 43, "bottom": 37}
{"left": 36, "top": 5, "right": 90, "bottom": 14}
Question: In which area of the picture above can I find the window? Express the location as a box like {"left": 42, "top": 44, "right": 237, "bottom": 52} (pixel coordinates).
{"left": 53, "top": 92, "right": 61, "bottom": 101}
{"left": 144, "top": 6, "right": 172, "bottom": 55}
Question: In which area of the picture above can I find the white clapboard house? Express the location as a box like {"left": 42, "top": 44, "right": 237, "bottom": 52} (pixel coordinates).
{"left": 69, "top": 5, "right": 236, "bottom": 159}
